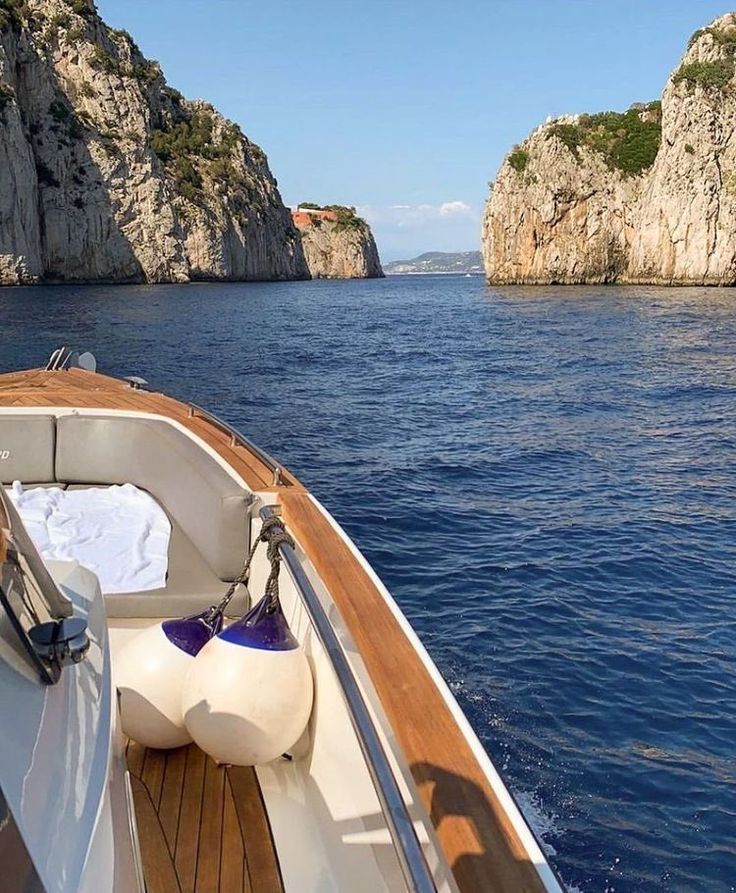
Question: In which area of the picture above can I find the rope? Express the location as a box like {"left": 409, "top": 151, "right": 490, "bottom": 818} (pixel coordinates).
{"left": 262, "top": 525, "right": 295, "bottom": 613}
{"left": 215, "top": 514, "right": 295, "bottom": 616}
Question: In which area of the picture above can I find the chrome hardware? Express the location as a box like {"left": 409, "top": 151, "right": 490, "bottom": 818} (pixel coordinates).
{"left": 124, "top": 375, "right": 148, "bottom": 389}
{"left": 45, "top": 346, "right": 70, "bottom": 370}
{"left": 45, "top": 347, "right": 97, "bottom": 372}
{"left": 28, "top": 617, "right": 90, "bottom": 674}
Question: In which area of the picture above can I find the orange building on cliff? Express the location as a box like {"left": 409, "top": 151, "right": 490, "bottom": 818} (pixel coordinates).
{"left": 291, "top": 207, "right": 339, "bottom": 228}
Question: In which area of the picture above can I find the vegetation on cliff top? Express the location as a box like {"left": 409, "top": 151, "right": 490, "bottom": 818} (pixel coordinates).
{"left": 687, "top": 22, "right": 736, "bottom": 52}
{"left": 546, "top": 103, "right": 662, "bottom": 176}
{"left": 150, "top": 108, "right": 266, "bottom": 205}
{"left": 676, "top": 23, "right": 736, "bottom": 92}
{"left": 299, "top": 203, "right": 368, "bottom": 232}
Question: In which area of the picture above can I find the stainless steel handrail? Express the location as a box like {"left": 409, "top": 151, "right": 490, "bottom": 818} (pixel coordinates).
{"left": 259, "top": 505, "right": 437, "bottom": 893}
{"left": 45, "top": 346, "right": 70, "bottom": 371}
{"left": 44, "top": 348, "right": 61, "bottom": 371}
{"left": 189, "top": 404, "right": 286, "bottom": 487}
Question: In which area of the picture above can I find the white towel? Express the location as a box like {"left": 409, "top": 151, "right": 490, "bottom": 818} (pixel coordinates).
{"left": 7, "top": 482, "right": 171, "bottom": 594}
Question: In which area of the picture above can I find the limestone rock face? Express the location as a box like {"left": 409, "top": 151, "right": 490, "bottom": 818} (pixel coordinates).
{"left": 292, "top": 208, "right": 383, "bottom": 279}
{"left": 483, "top": 13, "right": 736, "bottom": 285}
{"left": 0, "top": 0, "right": 309, "bottom": 284}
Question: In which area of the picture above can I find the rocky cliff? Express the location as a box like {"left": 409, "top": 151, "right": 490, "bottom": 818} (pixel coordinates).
{"left": 292, "top": 205, "right": 383, "bottom": 279}
{"left": 482, "top": 14, "right": 736, "bottom": 286}
{"left": 0, "top": 0, "right": 309, "bottom": 284}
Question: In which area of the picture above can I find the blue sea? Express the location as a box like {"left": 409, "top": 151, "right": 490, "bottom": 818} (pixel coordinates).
{"left": 2, "top": 276, "right": 735, "bottom": 892}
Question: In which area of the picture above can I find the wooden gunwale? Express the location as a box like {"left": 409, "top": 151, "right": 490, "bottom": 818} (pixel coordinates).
{"left": 0, "top": 368, "right": 548, "bottom": 893}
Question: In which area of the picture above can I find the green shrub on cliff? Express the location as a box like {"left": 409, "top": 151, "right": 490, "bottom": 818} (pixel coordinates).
{"left": 547, "top": 123, "right": 581, "bottom": 154}
{"left": 133, "top": 61, "right": 162, "bottom": 86}
{"left": 326, "top": 205, "right": 367, "bottom": 232}
{"left": 678, "top": 24, "right": 736, "bottom": 92}
{"left": 151, "top": 109, "right": 248, "bottom": 202}
{"left": 508, "top": 147, "right": 529, "bottom": 173}
{"left": 547, "top": 104, "right": 661, "bottom": 176}
{"left": 151, "top": 111, "right": 217, "bottom": 163}
{"left": 65, "top": 0, "right": 91, "bottom": 17}
{"left": 673, "top": 59, "right": 734, "bottom": 91}
{"left": 48, "top": 11, "right": 72, "bottom": 30}
{"left": 0, "top": 0, "right": 26, "bottom": 30}
{"left": 91, "top": 46, "right": 123, "bottom": 76}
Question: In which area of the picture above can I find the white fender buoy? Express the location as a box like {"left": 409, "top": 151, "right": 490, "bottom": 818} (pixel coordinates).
{"left": 181, "top": 597, "right": 313, "bottom": 766}
{"left": 116, "top": 609, "right": 224, "bottom": 749}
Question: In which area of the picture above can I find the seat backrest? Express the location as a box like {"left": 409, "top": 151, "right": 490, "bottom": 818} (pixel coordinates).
{"left": 0, "top": 415, "right": 57, "bottom": 484}
{"left": 55, "top": 415, "right": 252, "bottom": 580}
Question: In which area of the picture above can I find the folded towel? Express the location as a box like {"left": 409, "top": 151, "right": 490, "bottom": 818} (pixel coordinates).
{"left": 7, "top": 482, "right": 171, "bottom": 594}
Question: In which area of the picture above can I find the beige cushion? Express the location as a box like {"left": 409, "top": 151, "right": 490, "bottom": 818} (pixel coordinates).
{"left": 8, "top": 483, "right": 68, "bottom": 490}
{"left": 56, "top": 415, "right": 252, "bottom": 580}
{"left": 0, "top": 415, "right": 56, "bottom": 484}
{"left": 101, "top": 517, "right": 248, "bottom": 618}
{"left": 65, "top": 485, "right": 249, "bottom": 619}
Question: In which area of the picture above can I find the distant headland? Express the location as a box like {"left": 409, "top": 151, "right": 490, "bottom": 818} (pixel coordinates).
{"left": 384, "top": 251, "right": 483, "bottom": 275}
{"left": 291, "top": 205, "right": 383, "bottom": 279}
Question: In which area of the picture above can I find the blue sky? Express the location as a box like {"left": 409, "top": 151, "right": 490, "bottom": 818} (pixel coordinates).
{"left": 96, "top": 0, "right": 731, "bottom": 261}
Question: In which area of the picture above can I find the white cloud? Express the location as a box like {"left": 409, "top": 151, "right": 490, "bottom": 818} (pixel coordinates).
{"left": 439, "top": 200, "right": 472, "bottom": 217}
{"left": 354, "top": 200, "right": 481, "bottom": 261}
{"left": 358, "top": 200, "right": 477, "bottom": 229}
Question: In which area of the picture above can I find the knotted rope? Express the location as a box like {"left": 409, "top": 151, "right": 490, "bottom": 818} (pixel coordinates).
{"left": 215, "top": 514, "right": 295, "bottom": 616}
{"left": 261, "top": 522, "right": 295, "bottom": 613}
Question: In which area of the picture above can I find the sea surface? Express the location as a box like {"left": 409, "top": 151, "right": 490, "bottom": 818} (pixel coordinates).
{"left": 2, "top": 276, "right": 735, "bottom": 892}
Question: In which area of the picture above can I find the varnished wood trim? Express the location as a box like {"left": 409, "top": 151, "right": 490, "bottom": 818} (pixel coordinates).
{"left": 221, "top": 780, "right": 247, "bottom": 893}
{"left": 175, "top": 746, "right": 206, "bottom": 893}
{"left": 159, "top": 747, "right": 187, "bottom": 851}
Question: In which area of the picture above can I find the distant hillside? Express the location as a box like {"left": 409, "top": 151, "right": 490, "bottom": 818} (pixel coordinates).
{"left": 291, "top": 205, "right": 383, "bottom": 279}
{"left": 384, "top": 251, "right": 483, "bottom": 275}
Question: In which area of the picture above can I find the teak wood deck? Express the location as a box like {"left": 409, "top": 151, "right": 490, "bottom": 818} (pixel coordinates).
{"left": 126, "top": 740, "right": 283, "bottom": 893}
{"left": 0, "top": 367, "right": 548, "bottom": 893}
